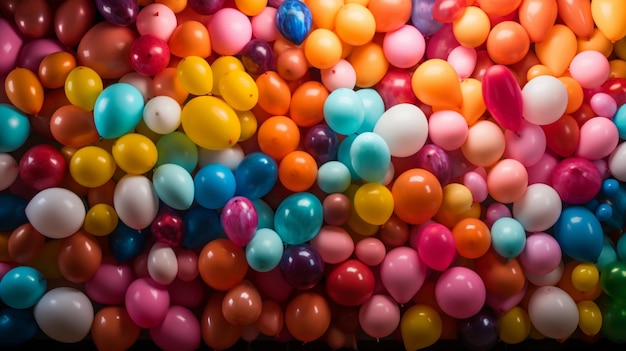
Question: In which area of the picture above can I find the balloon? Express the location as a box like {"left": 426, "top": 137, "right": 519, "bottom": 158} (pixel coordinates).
{"left": 413, "top": 222, "right": 455, "bottom": 271}
{"left": 519, "top": 0, "right": 557, "bottom": 42}
{"left": 114, "top": 175, "right": 160, "bottom": 230}
{"left": 577, "top": 300, "right": 602, "bottom": 336}
{"left": 452, "top": 6, "right": 490, "bottom": 49}
{"left": 93, "top": 83, "right": 144, "bottom": 139}
{"left": 475, "top": 249, "right": 526, "bottom": 297}
{"left": 452, "top": 218, "right": 491, "bottom": 259}
{"left": 156, "top": 132, "right": 199, "bottom": 173}
{"left": 147, "top": 242, "right": 178, "bottom": 285}
{"left": 519, "top": 232, "right": 562, "bottom": 275}
{"left": 193, "top": 164, "right": 236, "bottom": 210}
{"left": 391, "top": 168, "right": 443, "bottom": 224}
{"left": 246, "top": 228, "right": 284, "bottom": 272}
{"left": 0, "top": 18, "right": 23, "bottom": 76}
{"left": 323, "top": 193, "right": 352, "bottom": 227}
{"left": 570, "top": 50, "right": 610, "bottom": 89}
{"left": 69, "top": 146, "right": 116, "bottom": 188}
{"left": 274, "top": 192, "right": 323, "bottom": 245}
{"left": 601, "top": 261, "right": 626, "bottom": 300}
{"left": 207, "top": 8, "right": 252, "bottom": 55}
{"left": 486, "top": 21, "right": 531, "bottom": 65}
{"left": 577, "top": 117, "right": 619, "bottom": 161}
{"left": 512, "top": 183, "right": 562, "bottom": 232}
{"left": 168, "top": 20, "right": 211, "bottom": 58}
{"left": 64, "top": 66, "right": 103, "bottom": 112}
{"left": 130, "top": 35, "right": 170, "bottom": 76}
{"left": 321, "top": 59, "right": 356, "bottom": 92}
{"left": 528, "top": 286, "right": 579, "bottom": 340}
{"left": 554, "top": 206, "right": 603, "bottom": 263}
{"left": 542, "top": 114, "right": 579, "bottom": 158}
{"left": 400, "top": 304, "right": 442, "bottom": 351}
{"left": 198, "top": 238, "right": 248, "bottom": 291}
{"left": 326, "top": 259, "right": 375, "bottom": 306}
{"left": 136, "top": 3, "right": 177, "bottom": 41}
{"left": 486, "top": 282, "right": 527, "bottom": 313}
{"left": 551, "top": 157, "right": 602, "bottom": 204}
{"left": 176, "top": 56, "right": 213, "bottom": 96}
{"left": 142, "top": 96, "right": 181, "bottom": 135}
{"left": 0, "top": 153, "right": 18, "bottom": 191}
{"left": 7, "top": 223, "right": 45, "bottom": 264}
{"left": 350, "top": 132, "right": 390, "bottom": 183}
{"left": 302, "top": 124, "right": 339, "bottom": 164}
{"left": 353, "top": 183, "right": 394, "bottom": 225}
{"left": 412, "top": 58, "right": 462, "bottom": 109}
{"left": 481, "top": 65, "right": 522, "bottom": 131}
{"left": 359, "top": 294, "right": 400, "bottom": 339}
{"left": 487, "top": 158, "right": 528, "bottom": 204}
{"left": 591, "top": 0, "right": 626, "bottom": 41}
{"left": 279, "top": 244, "right": 325, "bottom": 289}
{"left": 435, "top": 266, "right": 486, "bottom": 319}
{"left": 0, "top": 266, "right": 46, "bottom": 309}
{"left": 112, "top": 133, "right": 158, "bottom": 174}
{"left": 95, "top": 0, "right": 138, "bottom": 26}
{"left": 0, "top": 104, "right": 30, "bottom": 153}
{"left": 84, "top": 258, "right": 134, "bottom": 304}
{"left": 380, "top": 247, "right": 427, "bottom": 304}
{"left": 5, "top": 67, "right": 44, "bottom": 115}
{"left": 91, "top": 306, "right": 141, "bottom": 351}
{"left": 459, "top": 309, "right": 499, "bottom": 351}
{"left": 303, "top": 28, "right": 343, "bottom": 70}
{"left": 125, "top": 277, "right": 170, "bottom": 328}
{"left": 255, "top": 300, "right": 284, "bottom": 337}
{"left": 25, "top": 187, "right": 85, "bottom": 239}
{"left": 497, "top": 306, "right": 531, "bottom": 344}
{"left": 0, "top": 308, "right": 38, "bottom": 348}
{"left": 323, "top": 88, "right": 365, "bottom": 135}
{"left": 461, "top": 120, "right": 506, "bottom": 167}
{"left": 0, "top": 194, "right": 28, "bottom": 232}
{"left": 57, "top": 230, "right": 102, "bottom": 283}
{"left": 76, "top": 21, "right": 136, "bottom": 79}
{"left": 309, "top": 225, "right": 354, "bottom": 264}
{"left": 220, "top": 69, "right": 259, "bottom": 111}
{"left": 428, "top": 110, "right": 468, "bottom": 151}
{"left": 373, "top": 103, "right": 428, "bottom": 157}
{"left": 601, "top": 298, "right": 626, "bottom": 343}
{"left": 108, "top": 222, "right": 148, "bottom": 263}
{"left": 182, "top": 207, "right": 222, "bottom": 249}
{"left": 557, "top": 0, "right": 593, "bottom": 39}
{"left": 34, "top": 287, "right": 94, "bottom": 343}
{"left": 18, "top": 144, "right": 66, "bottom": 191}
{"left": 222, "top": 280, "right": 262, "bottom": 325}
{"left": 152, "top": 164, "right": 194, "bottom": 211}
{"left": 222, "top": 196, "right": 258, "bottom": 246}
{"left": 285, "top": 292, "right": 331, "bottom": 342}
{"left": 278, "top": 151, "right": 318, "bottom": 192}
{"left": 150, "top": 306, "right": 201, "bottom": 351}
{"left": 50, "top": 105, "right": 99, "bottom": 148}
{"left": 201, "top": 292, "right": 242, "bottom": 350}
{"left": 317, "top": 161, "right": 351, "bottom": 194}
{"left": 490, "top": 217, "right": 526, "bottom": 259}
{"left": 276, "top": 0, "right": 312, "bottom": 45}
{"left": 522, "top": 75, "right": 568, "bottom": 126}
{"left": 181, "top": 96, "right": 241, "bottom": 150}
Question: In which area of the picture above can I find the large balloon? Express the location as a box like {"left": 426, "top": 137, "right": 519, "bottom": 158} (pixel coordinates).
{"left": 380, "top": 247, "right": 427, "bottom": 304}
{"left": 554, "top": 206, "right": 603, "bottom": 263}
{"left": 0, "top": 266, "right": 46, "bottom": 309}
{"left": 285, "top": 292, "right": 331, "bottom": 342}
{"left": 93, "top": 83, "right": 145, "bottom": 139}
{"left": 25, "top": 187, "right": 85, "bottom": 239}
{"left": 34, "top": 287, "right": 94, "bottom": 343}
{"left": 274, "top": 192, "right": 323, "bottom": 245}
{"left": 113, "top": 175, "right": 160, "bottom": 230}
{"left": 528, "top": 286, "right": 579, "bottom": 340}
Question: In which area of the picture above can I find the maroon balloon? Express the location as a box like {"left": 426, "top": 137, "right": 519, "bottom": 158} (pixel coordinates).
{"left": 130, "top": 35, "right": 170, "bottom": 76}
{"left": 54, "top": 0, "right": 96, "bottom": 47}
{"left": 18, "top": 144, "right": 67, "bottom": 191}
{"left": 326, "top": 259, "right": 375, "bottom": 306}
{"left": 13, "top": 0, "right": 53, "bottom": 38}
{"left": 375, "top": 68, "right": 417, "bottom": 110}
{"left": 414, "top": 144, "right": 451, "bottom": 185}
{"left": 188, "top": 0, "right": 226, "bottom": 15}
{"left": 16, "top": 38, "right": 64, "bottom": 73}
{"left": 96, "top": 0, "right": 138, "bottom": 26}
{"left": 279, "top": 244, "right": 324, "bottom": 290}
{"left": 240, "top": 39, "right": 275, "bottom": 75}
{"left": 551, "top": 157, "right": 602, "bottom": 205}
{"left": 221, "top": 196, "right": 258, "bottom": 247}
{"left": 151, "top": 206, "right": 184, "bottom": 247}
{"left": 482, "top": 65, "right": 523, "bottom": 131}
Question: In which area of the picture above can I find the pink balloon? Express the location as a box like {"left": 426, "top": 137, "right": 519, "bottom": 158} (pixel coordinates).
{"left": 428, "top": 110, "right": 469, "bottom": 151}
{"left": 207, "top": 8, "right": 252, "bottom": 56}
{"left": 482, "top": 65, "right": 523, "bottom": 131}
{"left": 125, "top": 277, "right": 170, "bottom": 328}
{"left": 222, "top": 196, "right": 258, "bottom": 246}
{"left": 382, "top": 24, "right": 425, "bottom": 69}
{"left": 415, "top": 223, "right": 456, "bottom": 271}
{"left": 84, "top": 258, "right": 135, "bottom": 305}
{"left": 525, "top": 261, "right": 564, "bottom": 287}
{"left": 447, "top": 45, "right": 477, "bottom": 79}
{"left": 168, "top": 278, "right": 205, "bottom": 308}
{"left": 321, "top": 59, "right": 356, "bottom": 91}
{"left": 569, "top": 50, "right": 610, "bottom": 89}
{"left": 251, "top": 7, "right": 279, "bottom": 42}
{"left": 551, "top": 157, "right": 602, "bottom": 204}
{"left": 484, "top": 203, "right": 511, "bottom": 227}
{"left": 176, "top": 249, "right": 199, "bottom": 282}
{"left": 435, "top": 266, "right": 486, "bottom": 319}
{"left": 518, "top": 232, "right": 562, "bottom": 275}
{"left": 16, "top": 38, "right": 64, "bottom": 72}
{"left": 380, "top": 247, "right": 427, "bottom": 304}
{"left": 309, "top": 225, "right": 355, "bottom": 264}
{"left": 462, "top": 171, "right": 488, "bottom": 203}
{"left": 150, "top": 306, "right": 201, "bottom": 351}
{"left": 486, "top": 281, "right": 527, "bottom": 314}
{"left": 355, "top": 237, "right": 387, "bottom": 266}
{"left": 253, "top": 267, "right": 293, "bottom": 302}
{"left": 526, "top": 151, "right": 558, "bottom": 185}
{"left": 426, "top": 24, "right": 459, "bottom": 60}
{"left": 487, "top": 158, "right": 529, "bottom": 204}
{"left": 0, "top": 18, "right": 23, "bottom": 75}
{"left": 358, "top": 294, "right": 400, "bottom": 339}
{"left": 576, "top": 117, "right": 619, "bottom": 160}
{"left": 504, "top": 120, "right": 547, "bottom": 167}
{"left": 135, "top": 3, "right": 177, "bottom": 41}
{"left": 590, "top": 92, "right": 618, "bottom": 118}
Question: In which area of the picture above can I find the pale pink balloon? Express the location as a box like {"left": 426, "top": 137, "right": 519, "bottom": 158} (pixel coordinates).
{"left": 207, "top": 8, "right": 252, "bottom": 56}
{"left": 150, "top": 305, "right": 201, "bottom": 351}
{"left": 358, "top": 294, "right": 400, "bottom": 339}
{"left": 447, "top": 45, "right": 477, "bottom": 79}
{"left": 569, "top": 50, "right": 610, "bottom": 89}
{"left": 462, "top": 171, "right": 488, "bottom": 203}
{"left": 380, "top": 247, "right": 427, "bottom": 304}
{"left": 383, "top": 25, "right": 425, "bottom": 69}
{"left": 251, "top": 7, "right": 279, "bottom": 42}
{"left": 176, "top": 249, "right": 199, "bottom": 282}
{"left": 487, "top": 158, "right": 529, "bottom": 204}
{"left": 84, "top": 258, "right": 135, "bottom": 305}
{"left": 590, "top": 92, "right": 618, "bottom": 118}
{"left": 576, "top": 117, "right": 619, "bottom": 160}
{"left": 486, "top": 281, "right": 527, "bottom": 314}
{"left": 309, "top": 225, "right": 355, "bottom": 264}
{"left": 428, "top": 110, "right": 469, "bottom": 151}
{"left": 435, "top": 266, "right": 486, "bottom": 319}
{"left": 125, "top": 277, "right": 170, "bottom": 328}
{"left": 321, "top": 59, "right": 356, "bottom": 91}
{"left": 525, "top": 260, "right": 564, "bottom": 287}
{"left": 136, "top": 3, "right": 177, "bottom": 41}
{"left": 526, "top": 151, "right": 558, "bottom": 185}
{"left": 355, "top": 237, "right": 387, "bottom": 266}
{"left": 504, "top": 120, "right": 547, "bottom": 167}
{"left": 168, "top": 278, "right": 205, "bottom": 308}
{"left": 519, "top": 232, "right": 562, "bottom": 275}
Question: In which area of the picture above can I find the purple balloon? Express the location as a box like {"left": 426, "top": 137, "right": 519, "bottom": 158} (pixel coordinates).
{"left": 0, "top": 18, "right": 23, "bottom": 75}
{"left": 414, "top": 144, "right": 451, "bottom": 185}
{"left": 303, "top": 124, "right": 339, "bottom": 165}
{"left": 279, "top": 244, "right": 324, "bottom": 290}
{"left": 459, "top": 309, "right": 499, "bottom": 351}
{"left": 240, "top": 39, "right": 275, "bottom": 75}
{"left": 482, "top": 65, "right": 523, "bottom": 131}
{"left": 95, "top": 0, "right": 138, "bottom": 26}
{"left": 151, "top": 206, "right": 184, "bottom": 247}
{"left": 221, "top": 196, "right": 258, "bottom": 246}
{"left": 16, "top": 38, "right": 64, "bottom": 73}
{"left": 188, "top": 0, "right": 226, "bottom": 15}
{"left": 551, "top": 157, "right": 602, "bottom": 205}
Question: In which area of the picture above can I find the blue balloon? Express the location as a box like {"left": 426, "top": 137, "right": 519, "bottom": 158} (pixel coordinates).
{"left": 356, "top": 89, "right": 385, "bottom": 134}
{"left": 156, "top": 132, "right": 199, "bottom": 173}
{"left": 275, "top": 192, "right": 323, "bottom": 245}
{"left": 182, "top": 206, "right": 222, "bottom": 249}
{"left": 109, "top": 222, "right": 148, "bottom": 262}
{"left": 153, "top": 163, "right": 195, "bottom": 210}
{"left": 554, "top": 206, "right": 604, "bottom": 262}
{"left": 94, "top": 83, "right": 145, "bottom": 139}
{"left": 490, "top": 217, "right": 526, "bottom": 259}
{"left": 234, "top": 152, "right": 278, "bottom": 199}
{"left": 324, "top": 88, "right": 365, "bottom": 135}
{"left": 276, "top": 0, "right": 312, "bottom": 45}
{"left": 0, "top": 104, "right": 30, "bottom": 153}
{"left": 411, "top": 0, "right": 443, "bottom": 36}
{"left": 246, "top": 228, "right": 284, "bottom": 272}
{"left": 317, "top": 161, "right": 352, "bottom": 193}
{"left": 0, "top": 267, "right": 46, "bottom": 309}
{"left": 0, "top": 308, "right": 38, "bottom": 347}
{"left": 337, "top": 134, "right": 360, "bottom": 180}
{"left": 613, "top": 104, "right": 626, "bottom": 139}
{"left": 350, "top": 132, "right": 390, "bottom": 183}
{"left": 194, "top": 163, "right": 236, "bottom": 209}
{"left": 0, "top": 194, "right": 28, "bottom": 231}
{"left": 253, "top": 199, "right": 275, "bottom": 230}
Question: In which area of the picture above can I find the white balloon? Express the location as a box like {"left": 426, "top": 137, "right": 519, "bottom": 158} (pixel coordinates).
{"left": 522, "top": 75, "right": 568, "bottom": 125}
{"left": 528, "top": 286, "right": 579, "bottom": 340}
{"left": 119, "top": 72, "right": 155, "bottom": 103}
{"left": 512, "top": 183, "right": 562, "bottom": 232}
{"left": 143, "top": 95, "right": 182, "bottom": 134}
{"left": 114, "top": 175, "right": 160, "bottom": 230}
{"left": 34, "top": 287, "right": 94, "bottom": 343}
{"left": 609, "top": 141, "right": 626, "bottom": 181}
{"left": 25, "top": 187, "right": 85, "bottom": 239}
{"left": 148, "top": 242, "right": 178, "bottom": 285}
{"left": 373, "top": 103, "right": 428, "bottom": 157}
{"left": 198, "top": 144, "right": 245, "bottom": 171}
{"left": 0, "top": 153, "right": 18, "bottom": 191}
{"left": 524, "top": 260, "right": 564, "bottom": 286}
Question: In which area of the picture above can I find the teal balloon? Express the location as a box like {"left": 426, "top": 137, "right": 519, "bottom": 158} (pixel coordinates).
{"left": 617, "top": 234, "right": 626, "bottom": 261}
{"left": 601, "top": 261, "right": 626, "bottom": 300}
{"left": 0, "top": 308, "right": 38, "bottom": 347}
{"left": 601, "top": 298, "right": 626, "bottom": 343}
{"left": 246, "top": 228, "right": 284, "bottom": 272}
{"left": 613, "top": 104, "right": 626, "bottom": 140}
{"left": 597, "top": 235, "right": 618, "bottom": 272}
{"left": 350, "top": 132, "right": 390, "bottom": 183}
{"left": 490, "top": 217, "right": 526, "bottom": 258}
{"left": 274, "top": 192, "right": 323, "bottom": 245}
{"left": 324, "top": 88, "right": 365, "bottom": 135}
{"left": 153, "top": 163, "right": 195, "bottom": 210}
{"left": 337, "top": 134, "right": 360, "bottom": 180}
{"left": 94, "top": 83, "right": 145, "bottom": 139}
{"left": 253, "top": 199, "right": 274, "bottom": 230}
{"left": 355, "top": 89, "right": 385, "bottom": 134}
{"left": 317, "top": 161, "right": 351, "bottom": 193}
{"left": 553, "top": 206, "right": 603, "bottom": 262}
{"left": 156, "top": 132, "right": 199, "bottom": 173}
{"left": 0, "top": 104, "right": 30, "bottom": 153}
{"left": 0, "top": 266, "right": 46, "bottom": 309}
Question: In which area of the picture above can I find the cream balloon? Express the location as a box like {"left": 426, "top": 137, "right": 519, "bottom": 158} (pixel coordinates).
{"left": 34, "top": 287, "right": 94, "bottom": 343}
{"left": 512, "top": 183, "right": 562, "bottom": 232}
{"left": 528, "top": 286, "right": 579, "bottom": 340}
{"left": 25, "top": 187, "right": 86, "bottom": 239}
{"left": 198, "top": 144, "right": 245, "bottom": 171}
{"left": 373, "top": 103, "right": 428, "bottom": 157}
{"left": 522, "top": 75, "right": 568, "bottom": 125}
{"left": 113, "top": 175, "right": 160, "bottom": 230}
{"left": 142, "top": 95, "right": 182, "bottom": 134}
{"left": 0, "top": 153, "right": 18, "bottom": 190}
{"left": 148, "top": 242, "right": 179, "bottom": 285}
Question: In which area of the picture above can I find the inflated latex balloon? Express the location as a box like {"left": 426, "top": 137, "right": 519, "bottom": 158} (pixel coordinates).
{"left": 25, "top": 187, "right": 85, "bottom": 239}
{"left": 528, "top": 286, "right": 579, "bottom": 340}
{"left": 34, "top": 287, "right": 94, "bottom": 343}
{"left": 482, "top": 65, "right": 523, "bottom": 131}
{"left": 276, "top": 0, "right": 312, "bottom": 45}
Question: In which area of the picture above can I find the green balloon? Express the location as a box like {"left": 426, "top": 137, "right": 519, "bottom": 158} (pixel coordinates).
{"left": 601, "top": 298, "right": 626, "bottom": 343}
{"left": 601, "top": 261, "right": 626, "bottom": 300}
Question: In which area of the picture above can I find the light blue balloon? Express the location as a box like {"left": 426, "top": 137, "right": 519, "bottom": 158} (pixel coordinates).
{"left": 490, "top": 217, "right": 526, "bottom": 259}
{"left": 153, "top": 163, "right": 195, "bottom": 210}
{"left": 246, "top": 228, "right": 284, "bottom": 272}
{"left": 194, "top": 163, "right": 236, "bottom": 209}
{"left": 317, "top": 161, "right": 351, "bottom": 193}
{"left": 275, "top": 192, "right": 323, "bottom": 245}
{"left": 156, "top": 132, "right": 199, "bottom": 173}
{"left": 350, "top": 132, "right": 390, "bottom": 183}
{"left": 94, "top": 83, "right": 145, "bottom": 139}
{"left": 554, "top": 206, "right": 604, "bottom": 262}
{"left": 324, "top": 88, "right": 365, "bottom": 135}
{"left": 337, "top": 135, "right": 360, "bottom": 180}
{"left": 356, "top": 89, "right": 385, "bottom": 134}
{"left": 253, "top": 199, "right": 274, "bottom": 230}
{"left": 0, "top": 104, "right": 30, "bottom": 153}
{"left": 597, "top": 235, "right": 618, "bottom": 271}
{"left": 0, "top": 266, "right": 46, "bottom": 309}
{"left": 613, "top": 104, "right": 626, "bottom": 140}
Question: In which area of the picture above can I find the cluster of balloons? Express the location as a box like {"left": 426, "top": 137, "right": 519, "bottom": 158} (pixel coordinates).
{"left": 2, "top": 0, "right": 626, "bottom": 350}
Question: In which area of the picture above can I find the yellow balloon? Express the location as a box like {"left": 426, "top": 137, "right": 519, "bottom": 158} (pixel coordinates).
{"left": 459, "top": 78, "right": 485, "bottom": 126}
{"left": 235, "top": 0, "right": 267, "bottom": 15}
{"left": 210, "top": 56, "right": 245, "bottom": 95}
{"left": 219, "top": 69, "right": 259, "bottom": 111}
{"left": 571, "top": 262, "right": 599, "bottom": 292}
{"left": 181, "top": 96, "right": 241, "bottom": 150}
{"left": 236, "top": 110, "right": 258, "bottom": 142}
{"left": 577, "top": 300, "right": 602, "bottom": 336}
{"left": 535, "top": 24, "right": 577, "bottom": 76}
{"left": 354, "top": 182, "right": 394, "bottom": 225}
{"left": 591, "top": 0, "right": 626, "bottom": 42}
{"left": 498, "top": 306, "right": 531, "bottom": 344}
{"left": 440, "top": 183, "right": 473, "bottom": 215}
{"left": 577, "top": 28, "right": 613, "bottom": 57}
{"left": 412, "top": 59, "right": 463, "bottom": 109}
{"left": 176, "top": 55, "right": 213, "bottom": 95}
{"left": 70, "top": 146, "right": 117, "bottom": 188}
{"left": 401, "top": 304, "right": 442, "bottom": 351}
{"left": 112, "top": 133, "right": 158, "bottom": 175}
{"left": 30, "top": 240, "right": 62, "bottom": 279}
{"left": 84, "top": 204, "right": 119, "bottom": 236}
{"left": 64, "top": 66, "right": 103, "bottom": 111}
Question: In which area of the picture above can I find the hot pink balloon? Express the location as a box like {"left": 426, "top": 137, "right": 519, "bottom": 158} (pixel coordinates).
{"left": 0, "top": 18, "right": 23, "bottom": 75}
{"left": 125, "top": 277, "right": 170, "bottom": 328}
{"left": 84, "top": 258, "right": 135, "bottom": 305}
{"left": 551, "top": 157, "right": 602, "bottom": 204}
{"left": 526, "top": 151, "right": 558, "bottom": 185}
{"left": 221, "top": 196, "right": 258, "bottom": 246}
{"left": 518, "top": 232, "right": 562, "bottom": 275}
{"left": 484, "top": 202, "right": 511, "bottom": 227}
{"left": 150, "top": 305, "right": 201, "bottom": 351}
{"left": 590, "top": 92, "right": 617, "bottom": 118}
{"left": 486, "top": 281, "right": 527, "bottom": 314}
{"left": 415, "top": 223, "right": 456, "bottom": 271}
{"left": 380, "top": 246, "right": 427, "bottom": 304}
{"left": 358, "top": 294, "right": 400, "bottom": 339}
{"left": 463, "top": 171, "right": 488, "bottom": 203}
{"left": 435, "top": 266, "right": 486, "bottom": 319}
{"left": 482, "top": 65, "right": 523, "bottom": 131}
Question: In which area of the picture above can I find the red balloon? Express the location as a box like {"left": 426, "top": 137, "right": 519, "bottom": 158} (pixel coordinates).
{"left": 375, "top": 67, "right": 417, "bottom": 110}
{"left": 54, "top": 0, "right": 96, "bottom": 47}
{"left": 14, "top": 0, "right": 53, "bottom": 38}
{"left": 325, "top": 259, "right": 375, "bottom": 306}
{"left": 130, "top": 35, "right": 171, "bottom": 77}
{"left": 433, "top": 0, "right": 467, "bottom": 23}
{"left": 541, "top": 114, "right": 580, "bottom": 157}
{"left": 18, "top": 144, "right": 67, "bottom": 191}
{"left": 601, "top": 77, "right": 626, "bottom": 107}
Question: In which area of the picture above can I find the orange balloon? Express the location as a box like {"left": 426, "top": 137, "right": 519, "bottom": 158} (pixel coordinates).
{"left": 168, "top": 20, "right": 211, "bottom": 58}
{"left": 534, "top": 24, "right": 577, "bottom": 77}
{"left": 153, "top": 67, "right": 189, "bottom": 105}
{"left": 558, "top": 260, "right": 602, "bottom": 302}
{"left": 610, "top": 59, "right": 626, "bottom": 78}
{"left": 289, "top": 81, "right": 329, "bottom": 127}
{"left": 347, "top": 41, "right": 389, "bottom": 88}
{"left": 334, "top": 3, "right": 376, "bottom": 46}
{"left": 557, "top": 0, "right": 594, "bottom": 39}
{"left": 50, "top": 105, "right": 99, "bottom": 147}
{"left": 452, "top": 6, "right": 491, "bottom": 48}
{"left": 87, "top": 179, "right": 116, "bottom": 207}
{"left": 526, "top": 64, "right": 555, "bottom": 81}
{"left": 306, "top": 0, "right": 343, "bottom": 29}
{"left": 486, "top": 21, "right": 530, "bottom": 65}
{"left": 222, "top": 280, "right": 263, "bottom": 326}
{"left": 278, "top": 150, "right": 318, "bottom": 192}
{"left": 459, "top": 78, "right": 486, "bottom": 125}
{"left": 475, "top": 249, "right": 526, "bottom": 297}
{"left": 198, "top": 238, "right": 248, "bottom": 291}
{"left": 201, "top": 292, "right": 243, "bottom": 350}
{"left": 276, "top": 47, "right": 309, "bottom": 82}
{"left": 7, "top": 223, "right": 45, "bottom": 265}
{"left": 38, "top": 51, "right": 77, "bottom": 89}
{"left": 30, "top": 239, "right": 62, "bottom": 279}
{"left": 91, "top": 306, "right": 141, "bottom": 351}
{"left": 285, "top": 292, "right": 332, "bottom": 342}
{"left": 475, "top": 0, "right": 522, "bottom": 16}
{"left": 76, "top": 21, "right": 136, "bottom": 79}
{"left": 255, "top": 71, "right": 291, "bottom": 116}
{"left": 391, "top": 168, "right": 443, "bottom": 224}
{"left": 304, "top": 28, "right": 343, "bottom": 70}
{"left": 518, "top": 0, "right": 557, "bottom": 42}
{"left": 367, "top": 0, "right": 411, "bottom": 32}
{"left": 452, "top": 217, "right": 491, "bottom": 259}
{"left": 156, "top": 0, "right": 188, "bottom": 13}
{"left": 577, "top": 28, "right": 613, "bottom": 57}
{"left": 57, "top": 230, "right": 102, "bottom": 283}
{"left": 5, "top": 67, "right": 44, "bottom": 115}
{"left": 558, "top": 76, "right": 584, "bottom": 114}
{"left": 30, "top": 88, "right": 69, "bottom": 140}
{"left": 412, "top": 59, "right": 463, "bottom": 109}
{"left": 255, "top": 300, "right": 285, "bottom": 337}
{"left": 257, "top": 116, "right": 300, "bottom": 161}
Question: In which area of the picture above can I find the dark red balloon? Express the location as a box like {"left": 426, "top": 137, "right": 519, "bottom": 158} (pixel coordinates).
{"left": 325, "top": 259, "right": 375, "bottom": 306}
{"left": 18, "top": 144, "right": 67, "bottom": 191}
{"left": 150, "top": 206, "right": 184, "bottom": 247}
{"left": 375, "top": 68, "right": 417, "bottom": 110}
{"left": 130, "top": 35, "right": 170, "bottom": 76}
{"left": 54, "top": 0, "right": 96, "bottom": 47}
{"left": 14, "top": 0, "right": 53, "bottom": 38}
{"left": 542, "top": 114, "right": 580, "bottom": 157}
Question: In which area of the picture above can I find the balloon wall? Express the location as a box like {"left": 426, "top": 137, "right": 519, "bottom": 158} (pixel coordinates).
{"left": 2, "top": 0, "right": 626, "bottom": 350}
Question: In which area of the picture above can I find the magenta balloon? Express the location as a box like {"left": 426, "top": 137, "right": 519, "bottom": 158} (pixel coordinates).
{"left": 16, "top": 38, "right": 64, "bottom": 73}
{"left": 518, "top": 232, "right": 562, "bottom": 275}
{"left": 151, "top": 206, "right": 184, "bottom": 247}
{"left": 551, "top": 157, "right": 602, "bottom": 205}
{"left": 435, "top": 266, "right": 486, "bottom": 319}
{"left": 380, "top": 246, "right": 427, "bottom": 304}
{"left": 149, "top": 306, "right": 201, "bottom": 351}
{"left": 125, "top": 277, "right": 170, "bottom": 328}
{"left": 221, "top": 196, "right": 258, "bottom": 246}
{"left": 84, "top": 258, "right": 135, "bottom": 305}
{"left": 0, "top": 18, "right": 23, "bottom": 75}
{"left": 416, "top": 223, "right": 456, "bottom": 271}
{"left": 482, "top": 65, "right": 523, "bottom": 131}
